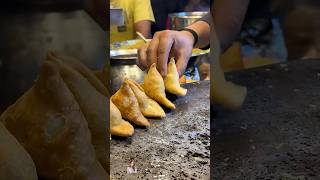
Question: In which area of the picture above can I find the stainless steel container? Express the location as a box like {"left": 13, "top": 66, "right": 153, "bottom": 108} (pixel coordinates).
{"left": 168, "top": 11, "right": 208, "bottom": 30}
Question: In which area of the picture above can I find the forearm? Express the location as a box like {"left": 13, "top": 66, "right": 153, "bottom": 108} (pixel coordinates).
{"left": 212, "top": 0, "right": 250, "bottom": 51}
{"left": 135, "top": 20, "right": 152, "bottom": 39}
{"left": 186, "top": 20, "right": 210, "bottom": 49}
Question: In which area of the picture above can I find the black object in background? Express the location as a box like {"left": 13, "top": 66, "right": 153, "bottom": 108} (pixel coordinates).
{"left": 150, "top": 0, "right": 186, "bottom": 34}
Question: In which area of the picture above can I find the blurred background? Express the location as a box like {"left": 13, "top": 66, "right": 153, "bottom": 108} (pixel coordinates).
{"left": 1, "top": 0, "right": 320, "bottom": 112}
{"left": 110, "top": 0, "right": 320, "bottom": 89}
{"left": 213, "top": 1, "right": 320, "bottom": 178}
{"left": 0, "top": 0, "right": 107, "bottom": 113}
{"left": 220, "top": 0, "right": 320, "bottom": 71}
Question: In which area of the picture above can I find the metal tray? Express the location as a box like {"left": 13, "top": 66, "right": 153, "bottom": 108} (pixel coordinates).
{"left": 110, "top": 39, "right": 210, "bottom": 60}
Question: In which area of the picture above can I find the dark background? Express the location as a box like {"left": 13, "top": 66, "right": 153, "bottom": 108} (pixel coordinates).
{"left": 0, "top": 1, "right": 107, "bottom": 113}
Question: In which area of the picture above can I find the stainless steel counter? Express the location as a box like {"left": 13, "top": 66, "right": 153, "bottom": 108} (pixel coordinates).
{"left": 111, "top": 81, "right": 210, "bottom": 179}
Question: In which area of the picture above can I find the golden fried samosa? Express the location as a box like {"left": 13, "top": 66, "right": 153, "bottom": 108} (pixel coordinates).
{"left": 211, "top": 26, "right": 247, "bottom": 110}
{"left": 126, "top": 79, "right": 165, "bottom": 118}
{"left": 47, "top": 56, "right": 109, "bottom": 173}
{"left": 111, "top": 81, "right": 150, "bottom": 127}
{"left": 0, "top": 61, "right": 108, "bottom": 179}
{"left": 110, "top": 100, "right": 134, "bottom": 137}
{"left": 47, "top": 51, "right": 110, "bottom": 97}
{"left": 164, "top": 58, "right": 187, "bottom": 96}
{"left": 96, "top": 63, "right": 109, "bottom": 89}
{"left": 142, "top": 63, "right": 175, "bottom": 109}
{"left": 0, "top": 123, "right": 37, "bottom": 180}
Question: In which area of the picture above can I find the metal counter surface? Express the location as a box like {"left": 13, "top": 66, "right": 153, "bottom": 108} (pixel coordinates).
{"left": 213, "top": 59, "right": 320, "bottom": 179}
{"left": 110, "top": 63, "right": 145, "bottom": 94}
{"left": 111, "top": 81, "right": 210, "bottom": 179}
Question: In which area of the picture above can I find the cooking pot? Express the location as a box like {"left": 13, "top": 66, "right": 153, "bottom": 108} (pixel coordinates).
{"left": 168, "top": 11, "right": 208, "bottom": 30}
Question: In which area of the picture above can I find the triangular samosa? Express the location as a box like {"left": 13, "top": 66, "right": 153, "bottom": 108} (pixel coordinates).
{"left": 47, "top": 55, "right": 109, "bottom": 173}
{"left": 111, "top": 81, "right": 150, "bottom": 127}
{"left": 47, "top": 51, "right": 109, "bottom": 97}
{"left": 126, "top": 79, "right": 165, "bottom": 118}
{"left": 0, "top": 60, "right": 108, "bottom": 179}
{"left": 0, "top": 122, "right": 37, "bottom": 180}
{"left": 210, "top": 26, "right": 247, "bottom": 110}
{"left": 164, "top": 58, "right": 187, "bottom": 96}
{"left": 110, "top": 100, "right": 134, "bottom": 137}
{"left": 142, "top": 63, "right": 175, "bottom": 110}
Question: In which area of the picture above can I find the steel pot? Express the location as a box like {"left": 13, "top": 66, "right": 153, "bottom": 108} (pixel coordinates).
{"left": 168, "top": 11, "right": 208, "bottom": 30}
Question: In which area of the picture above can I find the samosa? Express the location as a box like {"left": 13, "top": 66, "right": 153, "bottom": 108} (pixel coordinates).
{"left": 95, "top": 63, "right": 109, "bottom": 89}
{"left": 164, "top": 58, "right": 187, "bottom": 96}
{"left": 47, "top": 51, "right": 109, "bottom": 97}
{"left": 111, "top": 81, "right": 150, "bottom": 127}
{"left": 142, "top": 63, "right": 175, "bottom": 110}
{"left": 0, "top": 61, "right": 108, "bottom": 179}
{"left": 210, "top": 26, "right": 247, "bottom": 110}
{"left": 0, "top": 122, "right": 38, "bottom": 180}
{"left": 47, "top": 55, "right": 109, "bottom": 173}
{"left": 126, "top": 79, "right": 165, "bottom": 118}
{"left": 110, "top": 100, "right": 134, "bottom": 137}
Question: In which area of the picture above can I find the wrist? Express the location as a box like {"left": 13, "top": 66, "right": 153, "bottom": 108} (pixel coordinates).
{"left": 180, "top": 28, "right": 198, "bottom": 47}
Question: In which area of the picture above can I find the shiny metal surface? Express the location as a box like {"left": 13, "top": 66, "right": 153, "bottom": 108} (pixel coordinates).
{"left": 110, "top": 64, "right": 145, "bottom": 93}
{"left": 110, "top": 39, "right": 210, "bottom": 60}
{"left": 111, "top": 39, "right": 147, "bottom": 49}
{"left": 110, "top": 49, "right": 210, "bottom": 60}
{"left": 110, "top": 49, "right": 138, "bottom": 60}
{"left": 168, "top": 11, "right": 208, "bottom": 30}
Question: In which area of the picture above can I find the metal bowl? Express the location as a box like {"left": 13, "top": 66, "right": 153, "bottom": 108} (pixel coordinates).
{"left": 168, "top": 11, "right": 208, "bottom": 30}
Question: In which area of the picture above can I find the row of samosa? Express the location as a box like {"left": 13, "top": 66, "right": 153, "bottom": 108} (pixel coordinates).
{"left": 0, "top": 51, "right": 110, "bottom": 179}
{"left": 110, "top": 58, "right": 187, "bottom": 137}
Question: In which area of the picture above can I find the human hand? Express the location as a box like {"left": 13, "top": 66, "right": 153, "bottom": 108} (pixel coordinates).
{"left": 137, "top": 30, "right": 195, "bottom": 77}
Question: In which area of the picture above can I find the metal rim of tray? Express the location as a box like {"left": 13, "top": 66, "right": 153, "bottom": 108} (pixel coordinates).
{"left": 110, "top": 39, "right": 210, "bottom": 60}
{"left": 110, "top": 49, "right": 210, "bottom": 60}
{"left": 168, "top": 11, "right": 209, "bottom": 19}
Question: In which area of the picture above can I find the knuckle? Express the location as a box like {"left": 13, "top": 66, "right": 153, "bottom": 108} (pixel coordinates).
{"left": 162, "top": 30, "right": 171, "bottom": 37}
{"left": 147, "top": 47, "right": 154, "bottom": 55}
